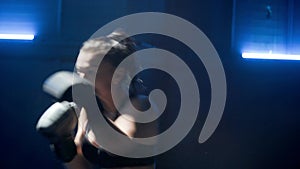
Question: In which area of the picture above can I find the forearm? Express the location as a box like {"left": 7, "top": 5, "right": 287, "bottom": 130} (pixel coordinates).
{"left": 64, "top": 108, "right": 95, "bottom": 169}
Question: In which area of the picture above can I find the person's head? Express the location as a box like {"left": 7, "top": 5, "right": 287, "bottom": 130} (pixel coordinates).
{"left": 75, "top": 30, "right": 139, "bottom": 112}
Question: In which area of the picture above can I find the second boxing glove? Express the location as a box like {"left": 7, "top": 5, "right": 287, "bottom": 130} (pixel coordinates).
{"left": 36, "top": 101, "right": 78, "bottom": 162}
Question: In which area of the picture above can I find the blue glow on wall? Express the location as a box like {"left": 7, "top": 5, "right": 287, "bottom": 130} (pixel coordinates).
{"left": 232, "top": 0, "right": 300, "bottom": 60}
{"left": 0, "top": 0, "right": 59, "bottom": 42}
{"left": 0, "top": 3, "right": 36, "bottom": 36}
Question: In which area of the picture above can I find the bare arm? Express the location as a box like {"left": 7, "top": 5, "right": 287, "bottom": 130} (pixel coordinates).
{"left": 65, "top": 96, "right": 157, "bottom": 169}
{"left": 64, "top": 108, "right": 94, "bottom": 169}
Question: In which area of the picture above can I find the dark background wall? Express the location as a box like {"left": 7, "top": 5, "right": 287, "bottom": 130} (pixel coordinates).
{"left": 0, "top": 0, "right": 299, "bottom": 169}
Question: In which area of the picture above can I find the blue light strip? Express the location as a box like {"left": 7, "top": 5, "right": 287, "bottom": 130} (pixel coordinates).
{"left": 0, "top": 34, "right": 34, "bottom": 40}
{"left": 242, "top": 52, "right": 300, "bottom": 61}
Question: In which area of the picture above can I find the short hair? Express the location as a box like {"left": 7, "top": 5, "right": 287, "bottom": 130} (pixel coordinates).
{"left": 75, "top": 30, "right": 146, "bottom": 96}
{"left": 76, "top": 30, "right": 135, "bottom": 73}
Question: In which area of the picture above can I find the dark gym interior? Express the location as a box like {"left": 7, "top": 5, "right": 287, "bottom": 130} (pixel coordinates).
{"left": 0, "top": 0, "right": 299, "bottom": 168}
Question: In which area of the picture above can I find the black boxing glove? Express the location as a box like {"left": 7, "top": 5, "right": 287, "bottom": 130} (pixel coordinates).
{"left": 36, "top": 101, "right": 78, "bottom": 162}
{"left": 42, "top": 71, "right": 92, "bottom": 102}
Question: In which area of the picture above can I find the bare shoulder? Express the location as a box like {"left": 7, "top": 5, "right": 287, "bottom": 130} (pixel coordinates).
{"left": 113, "top": 94, "right": 159, "bottom": 138}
